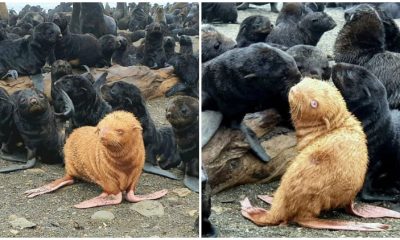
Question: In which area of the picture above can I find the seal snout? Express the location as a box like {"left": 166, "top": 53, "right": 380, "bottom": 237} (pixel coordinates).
{"left": 30, "top": 97, "right": 38, "bottom": 105}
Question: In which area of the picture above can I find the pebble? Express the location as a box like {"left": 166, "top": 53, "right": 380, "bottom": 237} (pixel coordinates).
{"left": 173, "top": 188, "right": 191, "bottom": 197}
{"left": 9, "top": 217, "right": 36, "bottom": 229}
{"left": 188, "top": 210, "right": 198, "bottom": 217}
{"left": 91, "top": 211, "right": 115, "bottom": 221}
{"left": 25, "top": 168, "right": 45, "bottom": 174}
{"left": 9, "top": 229, "right": 19, "bottom": 235}
{"left": 130, "top": 200, "right": 164, "bottom": 217}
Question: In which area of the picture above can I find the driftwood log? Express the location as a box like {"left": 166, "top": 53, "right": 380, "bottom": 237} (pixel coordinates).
{"left": 202, "top": 109, "right": 298, "bottom": 194}
{"left": 0, "top": 65, "right": 179, "bottom": 100}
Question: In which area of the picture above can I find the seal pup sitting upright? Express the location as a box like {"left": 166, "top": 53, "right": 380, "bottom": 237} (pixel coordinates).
{"left": 25, "top": 111, "right": 168, "bottom": 208}
{"left": 241, "top": 78, "right": 400, "bottom": 231}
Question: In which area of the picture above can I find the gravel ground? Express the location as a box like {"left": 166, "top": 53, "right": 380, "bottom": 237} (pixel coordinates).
{"left": 205, "top": 3, "right": 400, "bottom": 238}
{"left": 0, "top": 97, "right": 199, "bottom": 238}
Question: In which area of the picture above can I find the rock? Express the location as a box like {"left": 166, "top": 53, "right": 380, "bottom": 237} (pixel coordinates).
{"left": 188, "top": 210, "right": 198, "bottom": 217}
{"left": 8, "top": 215, "right": 18, "bottom": 221}
{"left": 9, "top": 229, "right": 19, "bottom": 235}
{"left": 130, "top": 200, "right": 164, "bottom": 217}
{"left": 25, "top": 168, "right": 45, "bottom": 174}
{"left": 91, "top": 211, "right": 115, "bottom": 221}
{"left": 9, "top": 217, "right": 36, "bottom": 229}
{"left": 172, "top": 188, "right": 192, "bottom": 197}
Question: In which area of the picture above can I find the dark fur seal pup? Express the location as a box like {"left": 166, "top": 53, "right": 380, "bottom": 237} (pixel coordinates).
{"left": 334, "top": 4, "right": 400, "bottom": 109}
{"left": 201, "top": 25, "right": 236, "bottom": 62}
{"left": 332, "top": 63, "right": 400, "bottom": 202}
{"left": 236, "top": 15, "right": 273, "bottom": 48}
{"left": 50, "top": 60, "right": 73, "bottom": 113}
{"left": 166, "top": 96, "right": 199, "bottom": 192}
{"left": 164, "top": 36, "right": 176, "bottom": 62}
{"left": 111, "top": 36, "right": 140, "bottom": 67}
{"left": 202, "top": 43, "right": 302, "bottom": 162}
{"left": 52, "top": 12, "right": 105, "bottom": 68}
{"left": 376, "top": 9, "right": 400, "bottom": 53}
{"left": 142, "top": 22, "right": 167, "bottom": 69}
{"left": 202, "top": 3, "right": 237, "bottom": 23}
{"left": 242, "top": 77, "right": 400, "bottom": 231}
{"left": 267, "top": 11, "right": 336, "bottom": 47}
{"left": 286, "top": 45, "right": 331, "bottom": 80}
{"left": 99, "top": 34, "right": 121, "bottom": 66}
{"left": 275, "top": 3, "right": 312, "bottom": 25}
{"left": 79, "top": 3, "right": 117, "bottom": 38}
{"left": 128, "top": 3, "right": 153, "bottom": 32}
{"left": 101, "top": 81, "right": 180, "bottom": 180}
{"left": 166, "top": 36, "right": 198, "bottom": 97}
{"left": 0, "top": 22, "right": 62, "bottom": 79}
{"left": 0, "top": 88, "right": 73, "bottom": 173}
{"left": 25, "top": 111, "right": 168, "bottom": 208}
{"left": 55, "top": 73, "right": 111, "bottom": 131}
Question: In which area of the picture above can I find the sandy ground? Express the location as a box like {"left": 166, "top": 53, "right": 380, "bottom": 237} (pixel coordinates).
{"left": 0, "top": 97, "right": 199, "bottom": 238}
{"left": 206, "top": 3, "right": 400, "bottom": 238}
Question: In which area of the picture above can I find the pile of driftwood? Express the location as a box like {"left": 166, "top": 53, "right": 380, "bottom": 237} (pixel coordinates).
{"left": 0, "top": 64, "right": 179, "bottom": 100}
{"left": 202, "top": 109, "right": 298, "bottom": 194}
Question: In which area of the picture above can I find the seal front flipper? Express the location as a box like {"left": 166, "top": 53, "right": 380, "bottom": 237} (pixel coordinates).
{"left": 201, "top": 110, "right": 223, "bottom": 147}
{"left": 345, "top": 201, "right": 400, "bottom": 219}
{"left": 125, "top": 189, "right": 168, "bottom": 203}
{"left": 24, "top": 175, "right": 74, "bottom": 198}
{"left": 31, "top": 73, "right": 44, "bottom": 92}
{"left": 296, "top": 218, "right": 389, "bottom": 231}
{"left": 1, "top": 70, "right": 18, "bottom": 80}
{"left": 236, "top": 122, "right": 271, "bottom": 162}
{"left": 143, "top": 162, "right": 179, "bottom": 180}
{"left": 0, "top": 148, "right": 37, "bottom": 173}
{"left": 184, "top": 174, "right": 199, "bottom": 193}
{"left": 258, "top": 195, "right": 273, "bottom": 205}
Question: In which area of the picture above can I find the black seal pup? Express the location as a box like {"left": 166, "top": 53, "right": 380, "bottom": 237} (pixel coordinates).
{"left": 141, "top": 22, "right": 167, "bottom": 69}
{"left": 166, "top": 96, "right": 199, "bottom": 192}
{"left": 202, "top": 3, "right": 237, "bottom": 24}
{"left": 236, "top": 15, "right": 273, "bottom": 48}
{"left": 0, "top": 22, "right": 62, "bottom": 80}
{"left": 332, "top": 63, "right": 400, "bottom": 202}
{"left": 334, "top": 4, "right": 400, "bottom": 109}
{"left": 202, "top": 43, "right": 302, "bottom": 162}
{"left": 286, "top": 45, "right": 331, "bottom": 80}
{"left": 101, "top": 81, "right": 180, "bottom": 180}
{"left": 201, "top": 25, "right": 236, "bottom": 62}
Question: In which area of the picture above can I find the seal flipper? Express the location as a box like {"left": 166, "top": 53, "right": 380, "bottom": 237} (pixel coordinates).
{"left": 184, "top": 174, "right": 199, "bottom": 192}
{"left": 1, "top": 70, "right": 18, "bottom": 80}
{"left": 24, "top": 175, "right": 74, "bottom": 198}
{"left": 74, "top": 192, "right": 123, "bottom": 209}
{"left": 236, "top": 121, "right": 271, "bottom": 162}
{"left": 143, "top": 162, "right": 179, "bottom": 180}
{"left": 201, "top": 110, "right": 223, "bottom": 147}
{"left": 31, "top": 73, "right": 44, "bottom": 92}
{"left": 258, "top": 195, "right": 274, "bottom": 205}
{"left": 240, "top": 197, "right": 271, "bottom": 226}
{"left": 125, "top": 189, "right": 168, "bottom": 203}
{"left": 296, "top": 218, "right": 389, "bottom": 231}
{"left": 0, "top": 148, "right": 37, "bottom": 173}
{"left": 346, "top": 201, "right": 400, "bottom": 219}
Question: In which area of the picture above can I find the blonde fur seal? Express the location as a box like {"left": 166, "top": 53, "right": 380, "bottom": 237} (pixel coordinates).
{"left": 25, "top": 111, "right": 168, "bottom": 208}
{"left": 241, "top": 78, "right": 400, "bottom": 231}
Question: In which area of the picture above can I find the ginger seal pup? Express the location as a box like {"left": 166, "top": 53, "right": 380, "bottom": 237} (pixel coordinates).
{"left": 241, "top": 78, "right": 400, "bottom": 231}
{"left": 25, "top": 111, "right": 168, "bottom": 208}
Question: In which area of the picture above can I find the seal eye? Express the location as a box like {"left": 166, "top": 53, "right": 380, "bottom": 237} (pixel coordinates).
{"left": 214, "top": 41, "right": 220, "bottom": 50}
{"left": 310, "top": 100, "right": 318, "bottom": 108}
{"left": 20, "top": 98, "right": 26, "bottom": 104}
{"left": 116, "top": 129, "right": 124, "bottom": 135}
{"left": 38, "top": 94, "right": 45, "bottom": 99}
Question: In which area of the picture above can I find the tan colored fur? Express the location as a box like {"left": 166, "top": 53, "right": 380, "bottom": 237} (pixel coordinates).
{"left": 64, "top": 111, "right": 145, "bottom": 194}
{"left": 259, "top": 78, "right": 368, "bottom": 224}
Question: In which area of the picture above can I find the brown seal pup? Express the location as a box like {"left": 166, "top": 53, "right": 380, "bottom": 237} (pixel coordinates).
{"left": 241, "top": 78, "right": 400, "bottom": 231}
{"left": 24, "top": 111, "right": 168, "bottom": 208}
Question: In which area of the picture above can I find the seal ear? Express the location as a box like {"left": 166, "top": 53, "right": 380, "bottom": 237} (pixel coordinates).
{"left": 323, "top": 117, "right": 331, "bottom": 130}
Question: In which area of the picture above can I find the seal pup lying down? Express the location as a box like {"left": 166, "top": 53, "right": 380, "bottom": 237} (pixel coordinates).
{"left": 241, "top": 78, "right": 400, "bottom": 231}
{"left": 25, "top": 111, "right": 168, "bottom": 208}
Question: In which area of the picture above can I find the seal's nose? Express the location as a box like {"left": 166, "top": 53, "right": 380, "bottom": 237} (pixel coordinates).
{"left": 30, "top": 98, "right": 38, "bottom": 105}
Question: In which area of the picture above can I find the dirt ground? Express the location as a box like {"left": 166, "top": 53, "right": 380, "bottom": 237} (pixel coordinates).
{"left": 0, "top": 97, "right": 199, "bottom": 238}
{"left": 206, "top": 3, "right": 400, "bottom": 238}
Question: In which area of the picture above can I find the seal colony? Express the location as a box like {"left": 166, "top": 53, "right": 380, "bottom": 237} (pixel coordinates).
{"left": 202, "top": 2, "right": 400, "bottom": 236}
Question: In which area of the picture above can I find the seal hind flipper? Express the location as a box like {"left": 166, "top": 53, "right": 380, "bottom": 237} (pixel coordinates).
{"left": 1, "top": 70, "right": 18, "bottom": 80}
{"left": 240, "top": 197, "right": 271, "bottom": 226}
{"left": 201, "top": 110, "right": 223, "bottom": 147}
{"left": 346, "top": 201, "right": 400, "bottom": 219}
{"left": 296, "top": 218, "right": 389, "bottom": 231}
{"left": 0, "top": 157, "right": 36, "bottom": 173}
{"left": 30, "top": 73, "right": 44, "bottom": 92}
{"left": 143, "top": 162, "right": 179, "bottom": 180}
{"left": 184, "top": 174, "right": 199, "bottom": 192}
{"left": 258, "top": 195, "right": 274, "bottom": 205}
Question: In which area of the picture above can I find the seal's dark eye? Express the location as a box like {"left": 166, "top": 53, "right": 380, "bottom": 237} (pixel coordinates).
{"left": 20, "top": 98, "right": 26, "bottom": 103}
{"left": 181, "top": 107, "right": 188, "bottom": 114}
{"left": 310, "top": 100, "right": 318, "bottom": 108}
{"left": 214, "top": 41, "right": 220, "bottom": 50}
{"left": 38, "top": 94, "right": 44, "bottom": 99}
